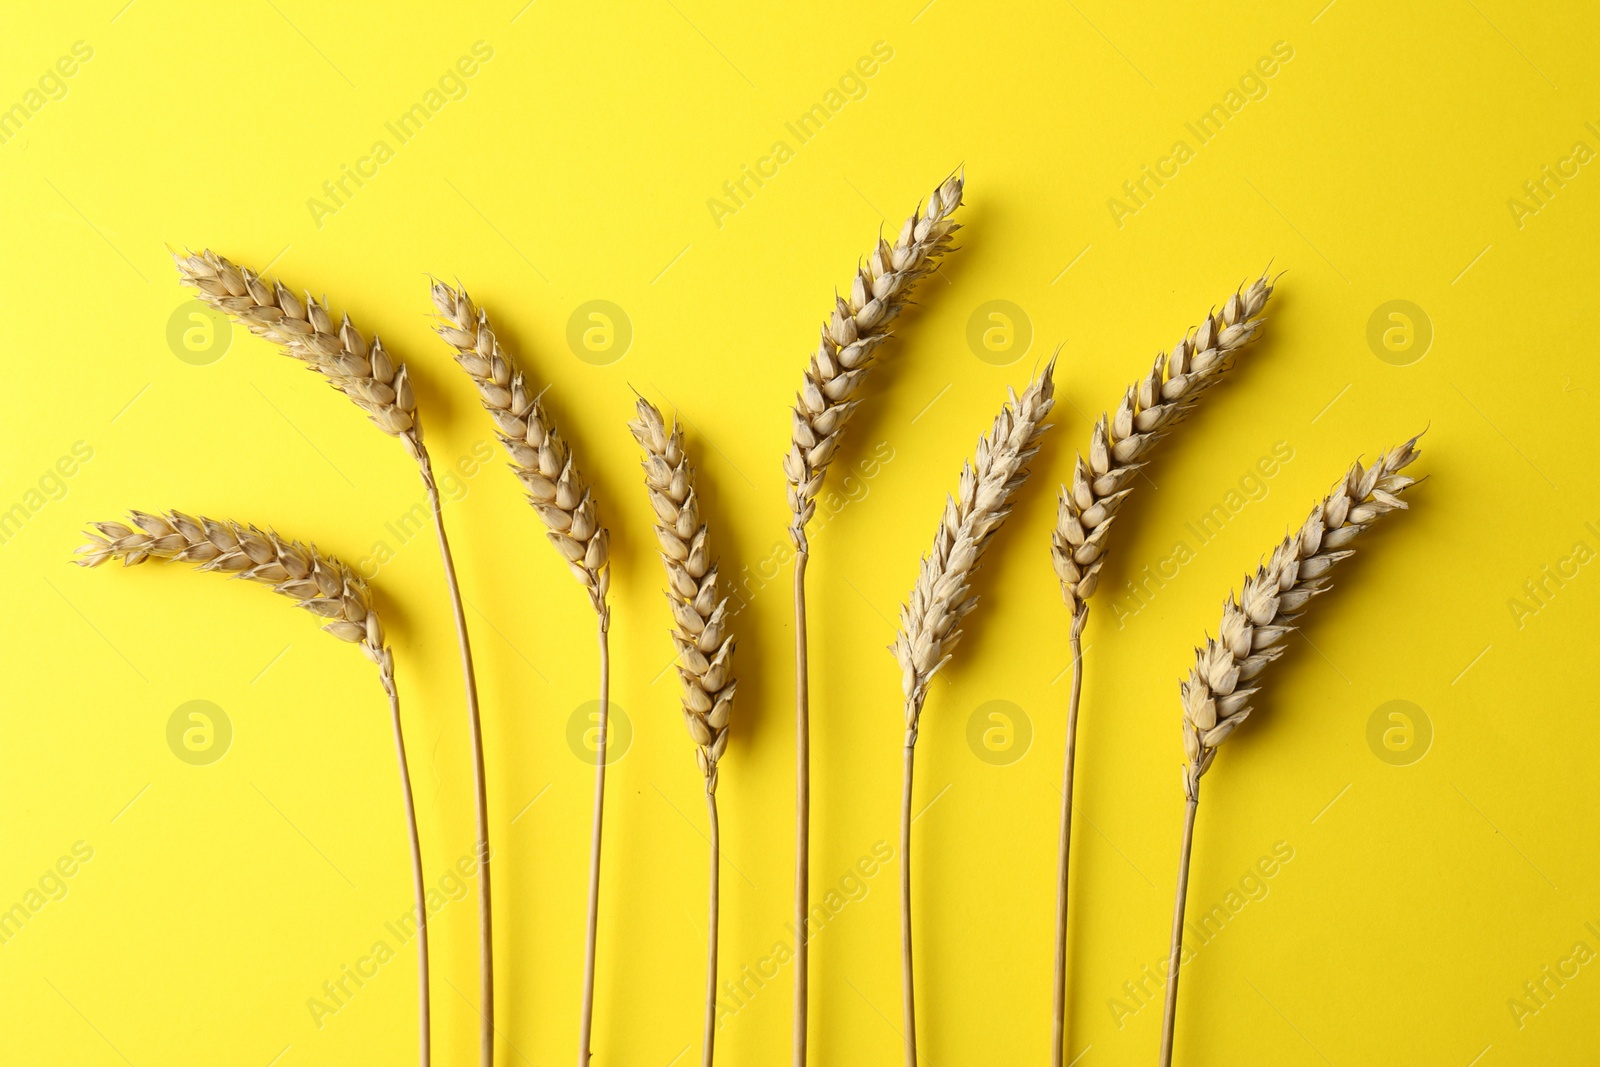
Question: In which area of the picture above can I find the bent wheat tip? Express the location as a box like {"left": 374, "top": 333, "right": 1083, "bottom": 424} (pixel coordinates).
{"left": 432, "top": 281, "right": 610, "bottom": 615}
{"left": 629, "top": 398, "right": 736, "bottom": 793}
{"left": 894, "top": 356, "right": 1057, "bottom": 730}
{"left": 173, "top": 249, "right": 422, "bottom": 455}
{"left": 1180, "top": 433, "right": 1422, "bottom": 798}
{"left": 785, "top": 171, "right": 964, "bottom": 550}
{"left": 1051, "top": 273, "right": 1273, "bottom": 615}
{"left": 76, "top": 510, "right": 389, "bottom": 663}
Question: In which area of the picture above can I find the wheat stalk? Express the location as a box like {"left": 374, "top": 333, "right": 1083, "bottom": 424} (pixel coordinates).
{"left": 171, "top": 250, "right": 494, "bottom": 1065}
{"left": 1044, "top": 272, "right": 1273, "bottom": 1065}
{"left": 628, "top": 398, "right": 736, "bottom": 1067}
{"left": 892, "top": 360, "right": 1056, "bottom": 1067}
{"left": 783, "top": 172, "right": 963, "bottom": 1065}
{"left": 429, "top": 281, "right": 613, "bottom": 1067}
{"left": 1158, "top": 434, "right": 1422, "bottom": 1065}
{"left": 76, "top": 512, "right": 432, "bottom": 1066}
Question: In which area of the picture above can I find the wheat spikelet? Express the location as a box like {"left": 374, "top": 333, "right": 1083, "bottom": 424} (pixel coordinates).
{"left": 628, "top": 397, "right": 736, "bottom": 1067}
{"left": 1050, "top": 273, "right": 1274, "bottom": 616}
{"left": 784, "top": 172, "right": 964, "bottom": 551}
{"left": 1179, "top": 434, "right": 1422, "bottom": 798}
{"left": 628, "top": 398, "right": 735, "bottom": 792}
{"left": 76, "top": 510, "right": 390, "bottom": 661}
{"left": 173, "top": 250, "right": 422, "bottom": 456}
{"left": 895, "top": 357, "right": 1058, "bottom": 732}
{"left": 432, "top": 282, "right": 610, "bottom": 616}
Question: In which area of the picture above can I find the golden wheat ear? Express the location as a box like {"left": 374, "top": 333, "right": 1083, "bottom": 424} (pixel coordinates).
{"left": 1158, "top": 433, "right": 1423, "bottom": 1067}
{"left": 891, "top": 358, "right": 1056, "bottom": 1067}
{"left": 77, "top": 511, "right": 434, "bottom": 1067}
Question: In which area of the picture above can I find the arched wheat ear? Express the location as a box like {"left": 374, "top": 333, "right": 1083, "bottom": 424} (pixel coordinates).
{"left": 628, "top": 398, "right": 736, "bottom": 1067}
{"left": 76, "top": 512, "right": 432, "bottom": 1067}
{"left": 1044, "top": 272, "right": 1273, "bottom": 1065}
{"left": 892, "top": 359, "right": 1056, "bottom": 1067}
{"left": 1158, "top": 434, "right": 1422, "bottom": 1066}
{"left": 429, "top": 281, "right": 613, "bottom": 1067}
{"left": 173, "top": 250, "right": 495, "bottom": 1065}
{"left": 783, "top": 171, "right": 963, "bottom": 1065}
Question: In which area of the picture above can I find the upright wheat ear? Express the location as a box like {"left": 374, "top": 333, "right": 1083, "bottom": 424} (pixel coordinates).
{"left": 429, "top": 280, "right": 613, "bottom": 1067}
{"left": 784, "top": 171, "right": 964, "bottom": 1067}
{"left": 1159, "top": 434, "right": 1422, "bottom": 1067}
{"left": 628, "top": 398, "right": 736, "bottom": 1067}
{"left": 173, "top": 250, "right": 494, "bottom": 1065}
{"left": 1044, "top": 272, "right": 1273, "bottom": 1066}
{"left": 892, "top": 359, "right": 1056, "bottom": 1067}
{"left": 77, "top": 512, "right": 433, "bottom": 1067}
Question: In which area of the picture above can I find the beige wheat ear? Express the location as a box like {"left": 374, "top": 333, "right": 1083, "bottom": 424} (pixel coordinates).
{"left": 892, "top": 359, "right": 1056, "bottom": 1067}
{"left": 784, "top": 171, "right": 964, "bottom": 1066}
{"left": 76, "top": 512, "right": 433, "bottom": 1066}
{"left": 1158, "top": 434, "right": 1423, "bottom": 1067}
{"left": 628, "top": 397, "right": 735, "bottom": 1067}
{"left": 1046, "top": 271, "right": 1273, "bottom": 1065}
{"left": 174, "top": 251, "right": 493, "bottom": 1065}
{"left": 429, "top": 280, "right": 614, "bottom": 1064}
{"left": 431, "top": 282, "right": 611, "bottom": 615}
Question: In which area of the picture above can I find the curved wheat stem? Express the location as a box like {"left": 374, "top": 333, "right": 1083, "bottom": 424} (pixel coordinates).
{"left": 173, "top": 250, "right": 494, "bottom": 1064}
{"left": 892, "top": 360, "right": 1056, "bottom": 1067}
{"left": 782, "top": 173, "right": 963, "bottom": 1064}
{"left": 429, "top": 281, "right": 613, "bottom": 1066}
{"left": 76, "top": 512, "right": 432, "bottom": 1067}
{"left": 1159, "top": 434, "right": 1422, "bottom": 1065}
{"left": 628, "top": 398, "right": 736, "bottom": 1067}
{"left": 1045, "top": 272, "right": 1273, "bottom": 1064}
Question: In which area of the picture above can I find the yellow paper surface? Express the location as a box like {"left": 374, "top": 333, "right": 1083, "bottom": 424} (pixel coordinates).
{"left": 1, "top": 2, "right": 1595, "bottom": 1064}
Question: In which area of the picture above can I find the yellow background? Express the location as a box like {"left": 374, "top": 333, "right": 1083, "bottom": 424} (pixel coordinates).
{"left": 2, "top": 1, "right": 1595, "bottom": 1064}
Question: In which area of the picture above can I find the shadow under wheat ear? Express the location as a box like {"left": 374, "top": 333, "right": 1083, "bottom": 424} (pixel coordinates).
{"left": 173, "top": 250, "right": 495, "bottom": 1065}
{"left": 429, "top": 280, "right": 614, "bottom": 1067}
{"left": 628, "top": 397, "right": 735, "bottom": 1067}
{"left": 76, "top": 512, "right": 433, "bottom": 1067}
{"left": 892, "top": 359, "right": 1056, "bottom": 1067}
{"left": 1159, "top": 434, "right": 1423, "bottom": 1066}
{"left": 1044, "top": 271, "right": 1273, "bottom": 1065}
{"left": 781, "top": 170, "right": 963, "bottom": 1066}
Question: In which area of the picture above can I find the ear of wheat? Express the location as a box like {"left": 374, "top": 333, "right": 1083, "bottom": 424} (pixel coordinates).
{"left": 76, "top": 512, "right": 432, "bottom": 1067}
{"left": 1044, "top": 272, "right": 1272, "bottom": 1066}
{"left": 892, "top": 360, "right": 1056, "bottom": 1067}
{"left": 429, "top": 280, "right": 613, "bottom": 1067}
{"left": 172, "top": 251, "right": 493, "bottom": 1066}
{"left": 1158, "top": 435, "right": 1422, "bottom": 1067}
{"left": 628, "top": 397, "right": 735, "bottom": 1067}
{"left": 784, "top": 173, "right": 964, "bottom": 1066}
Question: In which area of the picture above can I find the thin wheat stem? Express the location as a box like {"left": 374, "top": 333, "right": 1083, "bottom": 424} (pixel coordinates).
{"left": 1159, "top": 797, "right": 1198, "bottom": 1067}
{"left": 579, "top": 617, "right": 610, "bottom": 1066}
{"left": 1050, "top": 608, "right": 1087, "bottom": 1065}
{"left": 900, "top": 731, "right": 919, "bottom": 1067}
{"left": 383, "top": 659, "right": 431, "bottom": 1067}
{"left": 792, "top": 547, "right": 811, "bottom": 1065}
{"left": 703, "top": 787, "right": 721, "bottom": 1067}
{"left": 419, "top": 454, "right": 494, "bottom": 1065}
